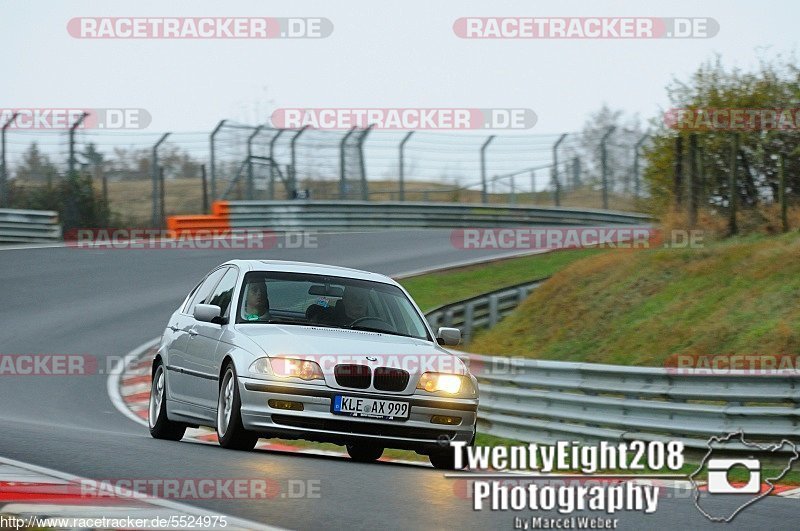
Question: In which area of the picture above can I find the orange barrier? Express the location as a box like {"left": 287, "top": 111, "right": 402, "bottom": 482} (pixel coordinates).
{"left": 166, "top": 201, "right": 230, "bottom": 236}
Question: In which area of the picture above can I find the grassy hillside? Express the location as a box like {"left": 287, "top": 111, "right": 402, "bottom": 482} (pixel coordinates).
{"left": 469, "top": 232, "right": 800, "bottom": 366}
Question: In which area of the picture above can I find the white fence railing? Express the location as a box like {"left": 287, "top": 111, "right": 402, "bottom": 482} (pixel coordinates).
{"left": 0, "top": 208, "right": 62, "bottom": 244}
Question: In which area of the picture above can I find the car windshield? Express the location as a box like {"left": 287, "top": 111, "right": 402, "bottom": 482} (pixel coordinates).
{"left": 236, "top": 271, "right": 431, "bottom": 341}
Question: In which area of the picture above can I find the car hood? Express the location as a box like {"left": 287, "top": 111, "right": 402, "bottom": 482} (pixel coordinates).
{"left": 235, "top": 323, "right": 468, "bottom": 375}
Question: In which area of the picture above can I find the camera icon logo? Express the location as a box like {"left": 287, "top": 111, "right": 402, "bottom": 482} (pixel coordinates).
{"left": 707, "top": 458, "right": 761, "bottom": 494}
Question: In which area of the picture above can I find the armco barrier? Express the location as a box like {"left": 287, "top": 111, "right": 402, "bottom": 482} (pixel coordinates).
{"left": 426, "top": 279, "right": 545, "bottom": 344}
{"left": 460, "top": 353, "right": 799, "bottom": 449}
{"left": 166, "top": 200, "right": 650, "bottom": 234}
{"left": 0, "top": 208, "right": 62, "bottom": 243}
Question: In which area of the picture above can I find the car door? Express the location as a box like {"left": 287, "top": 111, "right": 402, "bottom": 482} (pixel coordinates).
{"left": 187, "top": 266, "right": 240, "bottom": 412}
{"left": 169, "top": 267, "right": 228, "bottom": 406}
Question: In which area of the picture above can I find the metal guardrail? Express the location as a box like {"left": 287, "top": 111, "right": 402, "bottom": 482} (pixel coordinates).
{"left": 0, "top": 208, "right": 62, "bottom": 244}
{"left": 460, "top": 353, "right": 799, "bottom": 449}
{"left": 422, "top": 280, "right": 798, "bottom": 449}
{"left": 426, "top": 279, "right": 546, "bottom": 344}
{"left": 217, "top": 200, "right": 651, "bottom": 230}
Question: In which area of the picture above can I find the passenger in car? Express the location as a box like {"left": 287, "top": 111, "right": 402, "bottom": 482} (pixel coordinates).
{"left": 242, "top": 282, "right": 270, "bottom": 321}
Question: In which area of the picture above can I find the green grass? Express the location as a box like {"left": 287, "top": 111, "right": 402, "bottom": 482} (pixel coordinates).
{"left": 469, "top": 231, "right": 800, "bottom": 366}
{"left": 398, "top": 248, "right": 606, "bottom": 312}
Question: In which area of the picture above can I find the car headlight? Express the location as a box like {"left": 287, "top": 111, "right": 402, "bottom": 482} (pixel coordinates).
{"left": 417, "top": 372, "right": 474, "bottom": 396}
{"left": 249, "top": 357, "right": 324, "bottom": 381}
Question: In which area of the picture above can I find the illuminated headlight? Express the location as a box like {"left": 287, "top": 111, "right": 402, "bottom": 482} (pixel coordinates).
{"left": 249, "top": 357, "right": 324, "bottom": 381}
{"left": 417, "top": 372, "right": 474, "bottom": 396}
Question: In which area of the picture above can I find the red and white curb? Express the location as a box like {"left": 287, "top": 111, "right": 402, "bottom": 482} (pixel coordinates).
{"left": 0, "top": 456, "right": 277, "bottom": 530}
{"left": 109, "top": 338, "right": 424, "bottom": 465}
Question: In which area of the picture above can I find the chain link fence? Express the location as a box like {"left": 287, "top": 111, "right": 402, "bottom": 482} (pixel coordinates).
{"left": 0, "top": 121, "right": 650, "bottom": 228}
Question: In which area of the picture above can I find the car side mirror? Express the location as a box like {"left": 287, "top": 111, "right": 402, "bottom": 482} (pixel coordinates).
{"left": 194, "top": 304, "right": 225, "bottom": 324}
{"left": 436, "top": 327, "right": 461, "bottom": 346}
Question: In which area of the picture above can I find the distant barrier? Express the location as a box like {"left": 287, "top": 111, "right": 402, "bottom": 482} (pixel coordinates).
{"left": 166, "top": 200, "right": 650, "bottom": 234}
{"left": 0, "top": 208, "right": 62, "bottom": 244}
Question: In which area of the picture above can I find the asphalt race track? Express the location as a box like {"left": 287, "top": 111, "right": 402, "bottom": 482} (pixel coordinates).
{"left": 0, "top": 230, "right": 795, "bottom": 530}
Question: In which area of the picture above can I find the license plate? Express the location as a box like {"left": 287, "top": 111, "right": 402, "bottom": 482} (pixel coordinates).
{"left": 332, "top": 395, "right": 409, "bottom": 420}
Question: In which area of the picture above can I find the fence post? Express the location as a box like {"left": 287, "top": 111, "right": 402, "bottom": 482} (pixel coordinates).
{"left": 200, "top": 164, "right": 209, "bottom": 214}
{"left": 728, "top": 133, "right": 739, "bottom": 235}
{"left": 151, "top": 133, "right": 170, "bottom": 227}
{"left": 339, "top": 127, "right": 356, "bottom": 199}
{"left": 247, "top": 125, "right": 264, "bottom": 200}
{"left": 68, "top": 112, "right": 88, "bottom": 178}
{"left": 159, "top": 166, "right": 166, "bottom": 229}
{"left": 779, "top": 153, "right": 788, "bottom": 233}
{"left": 600, "top": 127, "right": 615, "bottom": 210}
{"left": 633, "top": 134, "right": 648, "bottom": 201}
{"left": 399, "top": 131, "right": 414, "bottom": 201}
{"left": 480, "top": 135, "right": 495, "bottom": 204}
{"left": 357, "top": 125, "right": 374, "bottom": 201}
{"left": 268, "top": 129, "right": 285, "bottom": 200}
{"left": 552, "top": 133, "right": 568, "bottom": 206}
{"left": 0, "top": 113, "right": 19, "bottom": 208}
{"left": 289, "top": 126, "right": 309, "bottom": 199}
{"left": 510, "top": 173, "right": 516, "bottom": 204}
{"left": 572, "top": 156, "right": 581, "bottom": 188}
{"left": 209, "top": 119, "right": 226, "bottom": 202}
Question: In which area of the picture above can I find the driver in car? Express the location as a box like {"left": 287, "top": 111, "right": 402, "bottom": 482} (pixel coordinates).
{"left": 310, "top": 286, "right": 370, "bottom": 326}
{"left": 242, "top": 282, "right": 270, "bottom": 321}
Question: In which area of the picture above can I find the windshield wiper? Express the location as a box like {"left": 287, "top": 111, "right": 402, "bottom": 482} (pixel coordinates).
{"left": 349, "top": 325, "right": 414, "bottom": 338}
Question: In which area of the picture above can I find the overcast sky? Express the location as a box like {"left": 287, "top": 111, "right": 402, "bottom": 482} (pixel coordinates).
{"left": 3, "top": 0, "right": 798, "bottom": 134}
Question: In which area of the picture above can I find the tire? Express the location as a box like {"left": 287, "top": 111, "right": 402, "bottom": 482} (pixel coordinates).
{"left": 346, "top": 444, "right": 384, "bottom": 462}
{"left": 217, "top": 363, "right": 259, "bottom": 451}
{"left": 148, "top": 361, "right": 186, "bottom": 441}
{"left": 429, "top": 432, "right": 474, "bottom": 470}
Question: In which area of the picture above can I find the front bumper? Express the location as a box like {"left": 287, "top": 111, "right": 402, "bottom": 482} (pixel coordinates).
{"left": 238, "top": 376, "right": 477, "bottom": 453}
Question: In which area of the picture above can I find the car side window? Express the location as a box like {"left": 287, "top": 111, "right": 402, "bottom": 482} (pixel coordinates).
{"left": 186, "top": 267, "right": 228, "bottom": 315}
{"left": 206, "top": 268, "right": 238, "bottom": 318}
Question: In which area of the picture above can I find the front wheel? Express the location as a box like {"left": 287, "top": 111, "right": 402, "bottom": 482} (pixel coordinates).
{"left": 217, "top": 363, "right": 259, "bottom": 451}
{"left": 346, "top": 444, "right": 384, "bottom": 462}
{"left": 149, "top": 361, "right": 186, "bottom": 441}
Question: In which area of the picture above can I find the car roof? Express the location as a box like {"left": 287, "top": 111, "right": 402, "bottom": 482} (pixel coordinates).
{"left": 223, "top": 259, "right": 399, "bottom": 286}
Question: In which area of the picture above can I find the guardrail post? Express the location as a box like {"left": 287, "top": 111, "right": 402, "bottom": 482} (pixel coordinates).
{"left": 339, "top": 127, "right": 357, "bottom": 199}
{"left": 0, "top": 112, "right": 19, "bottom": 208}
{"left": 357, "top": 125, "right": 374, "bottom": 201}
{"left": 443, "top": 309, "right": 454, "bottom": 327}
{"left": 247, "top": 125, "right": 264, "bottom": 200}
{"left": 289, "top": 126, "right": 309, "bottom": 199}
{"left": 463, "top": 302, "right": 475, "bottom": 344}
{"left": 209, "top": 119, "right": 226, "bottom": 202}
{"left": 600, "top": 126, "right": 615, "bottom": 210}
{"left": 480, "top": 135, "right": 495, "bottom": 204}
{"left": 151, "top": 133, "right": 171, "bottom": 227}
{"left": 488, "top": 294, "right": 499, "bottom": 327}
{"left": 399, "top": 131, "right": 414, "bottom": 201}
{"left": 552, "top": 133, "right": 567, "bottom": 206}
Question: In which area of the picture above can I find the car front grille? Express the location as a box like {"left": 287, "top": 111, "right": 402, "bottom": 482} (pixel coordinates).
{"left": 334, "top": 364, "right": 371, "bottom": 389}
{"left": 373, "top": 367, "right": 410, "bottom": 391}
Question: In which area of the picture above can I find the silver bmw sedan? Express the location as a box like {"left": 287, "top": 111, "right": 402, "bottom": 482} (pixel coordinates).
{"left": 148, "top": 260, "right": 478, "bottom": 469}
